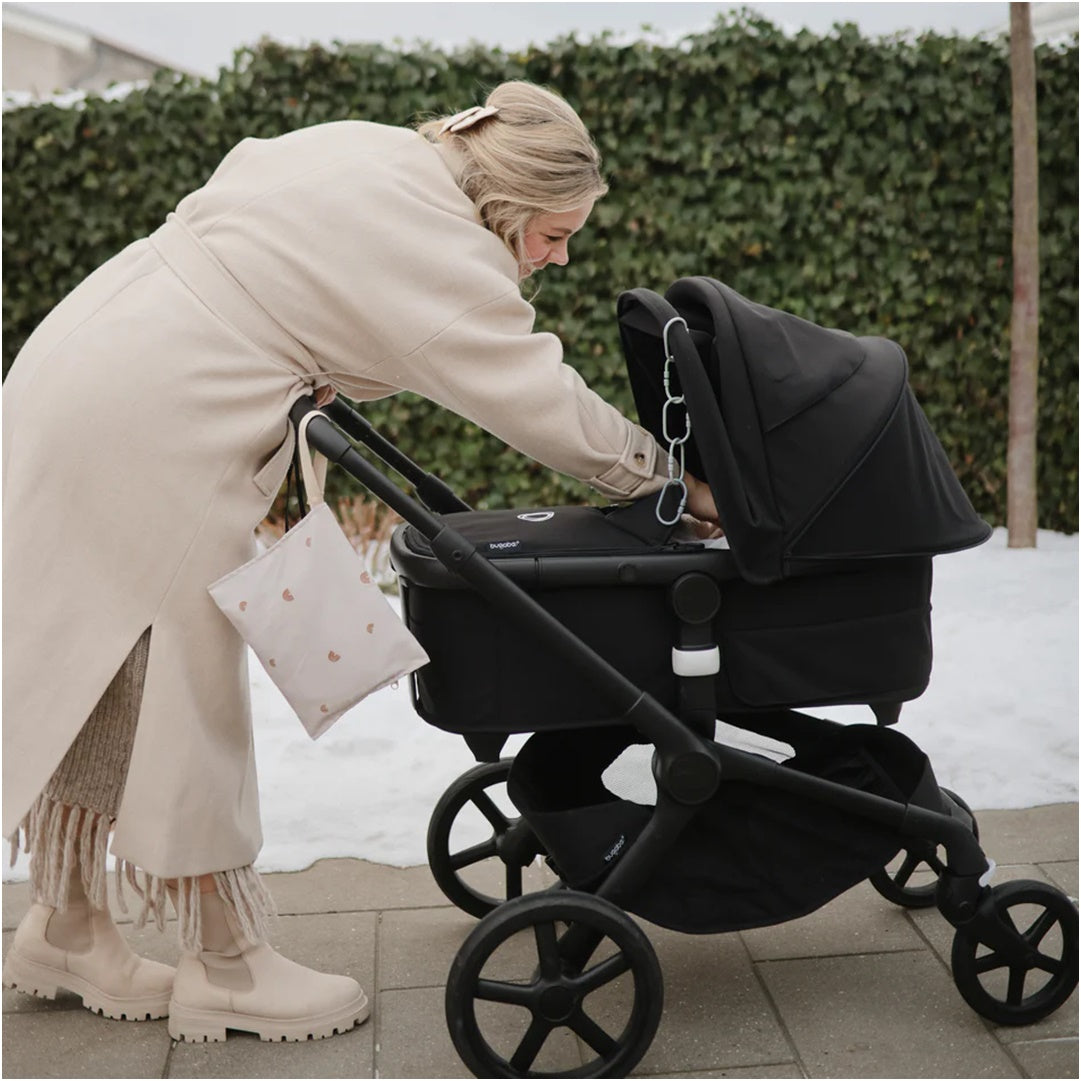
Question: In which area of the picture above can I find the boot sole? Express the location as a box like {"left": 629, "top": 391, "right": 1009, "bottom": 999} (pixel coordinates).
{"left": 168, "top": 990, "right": 371, "bottom": 1042}
{"left": 3, "top": 949, "right": 171, "bottom": 1021}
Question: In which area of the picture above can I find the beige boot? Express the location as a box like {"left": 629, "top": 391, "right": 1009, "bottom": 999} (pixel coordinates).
{"left": 168, "top": 887, "right": 369, "bottom": 1042}
{"left": 2, "top": 871, "right": 175, "bottom": 1020}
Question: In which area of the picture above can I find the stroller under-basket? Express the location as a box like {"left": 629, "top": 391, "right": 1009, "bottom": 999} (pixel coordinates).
{"left": 294, "top": 277, "right": 1078, "bottom": 1079}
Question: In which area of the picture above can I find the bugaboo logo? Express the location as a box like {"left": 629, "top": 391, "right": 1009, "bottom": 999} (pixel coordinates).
{"left": 603, "top": 834, "right": 626, "bottom": 863}
{"left": 517, "top": 511, "right": 555, "bottom": 523}
{"left": 487, "top": 540, "right": 521, "bottom": 551}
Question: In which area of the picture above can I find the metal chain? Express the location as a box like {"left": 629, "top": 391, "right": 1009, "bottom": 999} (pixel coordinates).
{"left": 656, "top": 316, "right": 691, "bottom": 526}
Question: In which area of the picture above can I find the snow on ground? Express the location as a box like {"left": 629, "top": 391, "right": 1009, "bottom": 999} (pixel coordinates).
{"left": 4, "top": 527, "right": 1076, "bottom": 881}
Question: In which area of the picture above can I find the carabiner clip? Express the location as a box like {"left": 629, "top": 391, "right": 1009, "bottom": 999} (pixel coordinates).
{"left": 662, "top": 316, "right": 689, "bottom": 361}
{"left": 655, "top": 478, "right": 688, "bottom": 526}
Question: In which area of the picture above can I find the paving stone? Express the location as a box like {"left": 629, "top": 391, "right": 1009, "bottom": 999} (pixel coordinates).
{"left": 992, "top": 998, "right": 1079, "bottom": 1043}
{"left": 1, "top": 1008, "right": 172, "bottom": 1078}
{"left": 758, "top": 950, "right": 1020, "bottom": 1078}
{"left": 740, "top": 879, "right": 924, "bottom": 961}
{"left": 376, "top": 986, "right": 479, "bottom": 1078}
{"left": 631, "top": 926, "right": 792, "bottom": 1075}
{"left": 263, "top": 858, "right": 448, "bottom": 914}
{"left": 166, "top": 1023, "right": 373, "bottom": 1078}
{"left": 1008, "top": 1036, "right": 1079, "bottom": 1079}
{"left": 635, "top": 1067, "right": 803, "bottom": 1079}
{"left": 976, "top": 805, "right": 1078, "bottom": 865}
{"left": 379, "top": 983, "right": 584, "bottom": 1078}
{"left": 378, "top": 905, "right": 478, "bottom": 989}
{"left": 1038, "top": 859, "right": 1078, "bottom": 898}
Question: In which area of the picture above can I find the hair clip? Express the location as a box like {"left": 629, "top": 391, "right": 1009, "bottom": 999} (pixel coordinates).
{"left": 439, "top": 105, "right": 499, "bottom": 135}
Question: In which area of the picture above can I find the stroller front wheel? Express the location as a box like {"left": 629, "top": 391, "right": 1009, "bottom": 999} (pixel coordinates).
{"left": 445, "top": 891, "right": 663, "bottom": 1078}
{"left": 427, "top": 759, "right": 552, "bottom": 918}
{"left": 951, "top": 879, "right": 1078, "bottom": 1025}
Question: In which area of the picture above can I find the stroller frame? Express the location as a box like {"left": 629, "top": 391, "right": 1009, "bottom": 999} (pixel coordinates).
{"left": 296, "top": 394, "right": 985, "bottom": 876}
{"left": 292, "top": 373, "right": 1075, "bottom": 1077}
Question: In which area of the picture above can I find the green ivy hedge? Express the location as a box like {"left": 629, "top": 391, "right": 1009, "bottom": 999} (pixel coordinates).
{"left": 4, "top": 15, "right": 1077, "bottom": 530}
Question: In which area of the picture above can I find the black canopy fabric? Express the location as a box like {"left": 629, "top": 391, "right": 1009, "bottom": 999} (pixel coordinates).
{"left": 618, "top": 278, "right": 991, "bottom": 584}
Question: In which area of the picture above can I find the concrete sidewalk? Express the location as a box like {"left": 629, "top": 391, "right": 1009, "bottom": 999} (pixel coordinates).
{"left": 2, "top": 803, "right": 1077, "bottom": 1079}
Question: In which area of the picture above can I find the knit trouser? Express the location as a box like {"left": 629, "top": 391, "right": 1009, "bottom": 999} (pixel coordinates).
{"left": 8, "top": 628, "right": 274, "bottom": 952}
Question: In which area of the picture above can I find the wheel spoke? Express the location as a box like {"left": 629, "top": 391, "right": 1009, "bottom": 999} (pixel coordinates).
{"left": 534, "top": 920, "right": 561, "bottom": 978}
{"left": 471, "top": 790, "right": 511, "bottom": 833}
{"left": 573, "top": 950, "right": 632, "bottom": 994}
{"left": 449, "top": 837, "right": 499, "bottom": 871}
{"left": 510, "top": 1017, "right": 552, "bottom": 1073}
{"left": 570, "top": 1008, "right": 619, "bottom": 1056}
{"left": 1023, "top": 908, "right": 1059, "bottom": 949}
{"left": 1032, "top": 951, "right": 1065, "bottom": 975}
{"left": 505, "top": 861, "right": 523, "bottom": 900}
{"left": 1007, "top": 964, "right": 1028, "bottom": 1006}
{"left": 1000, "top": 907, "right": 1020, "bottom": 936}
{"left": 973, "top": 949, "right": 1005, "bottom": 975}
{"left": 475, "top": 977, "right": 536, "bottom": 1007}
{"left": 924, "top": 848, "right": 947, "bottom": 875}
{"left": 892, "top": 852, "right": 922, "bottom": 887}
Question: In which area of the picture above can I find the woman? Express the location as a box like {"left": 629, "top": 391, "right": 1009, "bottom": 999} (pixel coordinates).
{"left": 2, "top": 81, "right": 718, "bottom": 1042}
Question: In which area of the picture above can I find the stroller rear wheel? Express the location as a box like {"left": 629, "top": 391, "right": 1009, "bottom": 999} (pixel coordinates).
{"left": 951, "top": 879, "right": 1078, "bottom": 1025}
{"left": 428, "top": 760, "right": 551, "bottom": 918}
{"left": 869, "top": 788, "right": 978, "bottom": 908}
{"left": 445, "top": 891, "right": 663, "bottom": 1078}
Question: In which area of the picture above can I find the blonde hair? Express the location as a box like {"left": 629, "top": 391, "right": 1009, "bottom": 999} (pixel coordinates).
{"left": 418, "top": 81, "right": 608, "bottom": 268}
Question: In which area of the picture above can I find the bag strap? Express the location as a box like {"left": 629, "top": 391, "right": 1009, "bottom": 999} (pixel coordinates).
{"left": 296, "top": 411, "right": 329, "bottom": 510}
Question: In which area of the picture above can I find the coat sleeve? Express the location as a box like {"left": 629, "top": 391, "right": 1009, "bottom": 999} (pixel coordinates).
{"left": 353, "top": 286, "right": 668, "bottom": 500}
{"left": 185, "top": 128, "right": 667, "bottom": 499}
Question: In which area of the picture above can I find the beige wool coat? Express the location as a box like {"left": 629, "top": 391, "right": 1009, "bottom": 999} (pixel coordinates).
{"left": 2, "top": 121, "right": 667, "bottom": 878}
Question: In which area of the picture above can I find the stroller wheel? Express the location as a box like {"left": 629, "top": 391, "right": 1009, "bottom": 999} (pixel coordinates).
{"left": 951, "top": 879, "right": 1078, "bottom": 1025}
{"left": 869, "top": 788, "right": 978, "bottom": 908}
{"left": 428, "top": 759, "right": 552, "bottom": 918}
{"left": 445, "top": 891, "right": 663, "bottom": 1078}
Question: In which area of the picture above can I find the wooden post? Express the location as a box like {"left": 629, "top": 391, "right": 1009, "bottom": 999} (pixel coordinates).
{"left": 1007, "top": 2, "right": 1039, "bottom": 547}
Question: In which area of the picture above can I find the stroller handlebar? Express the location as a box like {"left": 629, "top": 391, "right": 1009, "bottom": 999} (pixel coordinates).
{"left": 291, "top": 395, "right": 471, "bottom": 515}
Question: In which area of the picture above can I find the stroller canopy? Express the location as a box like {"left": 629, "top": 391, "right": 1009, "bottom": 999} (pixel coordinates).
{"left": 618, "top": 277, "right": 991, "bottom": 584}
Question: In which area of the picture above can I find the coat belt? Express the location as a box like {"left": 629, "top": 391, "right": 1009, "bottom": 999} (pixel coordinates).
{"left": 148, "top": 214, "right": 321, "bottom": 380}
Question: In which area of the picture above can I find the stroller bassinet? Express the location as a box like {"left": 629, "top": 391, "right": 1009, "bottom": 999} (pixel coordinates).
{"left": 393, "top": 507, "right": 934, "bottom": 746}
{"left": 295, "top": 279, "right": 1075, "bottom": 1079}
{"left": 392, "top": 277, "right": 988, "bottom": 753}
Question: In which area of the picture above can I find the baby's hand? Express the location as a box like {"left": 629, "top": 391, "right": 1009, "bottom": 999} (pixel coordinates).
{"left": 684, "top": 472, "right": 720, "bottom": 527}
{"left": 681, "top": 515, "right": 725, "bottom": 541}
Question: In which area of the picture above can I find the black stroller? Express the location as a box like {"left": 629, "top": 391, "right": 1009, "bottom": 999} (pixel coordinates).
{"left": 295, "top": 278, "right": 1078, "bottom": 1079}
